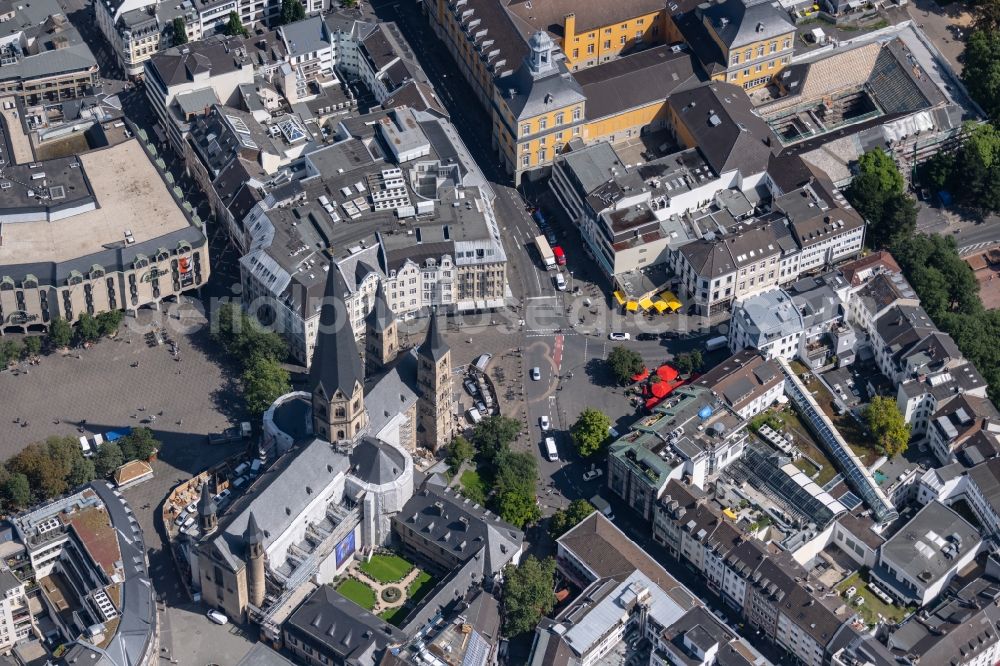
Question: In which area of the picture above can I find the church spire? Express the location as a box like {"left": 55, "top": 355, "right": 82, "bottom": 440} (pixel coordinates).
{"left": 417, "top": 307, "right": 449, "bottom": 363}
{"left": 310, "top": 265, "right": 368, "bottom": 443}
{"left": 309, "top": 265, "right": 364, "bottom": 398}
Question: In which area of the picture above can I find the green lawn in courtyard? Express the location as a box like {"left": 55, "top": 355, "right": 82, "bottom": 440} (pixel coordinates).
{"left": 360, "top": 553, "right": 414, "bottom": 584}
{"left": 379, "top": 606, "right": 406, "bottom": 625}
{"left": 460, "top": 469, "right": 488, "bottom": 504}
{"left": 336, "top": 579, "right": 376, "bottom": 611}
{"left": 408, "top": 571, "right": 434, "bottom": 604}
{"left": 837, "top": 572, "right": 913, "bottom": 626}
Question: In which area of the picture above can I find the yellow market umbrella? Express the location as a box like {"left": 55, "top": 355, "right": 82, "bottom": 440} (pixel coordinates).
{"left": 653, "top": 300, "right": 669, "bottom": 313}
{"left": 613, "top": 290, "right": 626, "bottom": 305}
{"left": 638, "top": 297, "right": 654, "bottom": 311}
{"left": 626, "top": 301, "right": 639, "bottom": 312}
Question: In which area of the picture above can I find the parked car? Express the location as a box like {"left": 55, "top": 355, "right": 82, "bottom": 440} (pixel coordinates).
{"left": 531, "top": 367, "right": 541, "bottom": 381}
{"left": 636, "top": 333, "right": 657, "bottom": 341}
{"left": 539, "top": 415, "right": 550, "bottom": 431}
{"left": 464, "top": 380, "right": 478, "bottom": 396}
{"left": 207, "top": 432, "right": 227, "bottom": 445}
{"left": 583, "top": 468, "right": 603, "bottom": 482}
{"left": 207, "top": 610, "right": 228, "bottom": 626}
{"left": 608, "top": 332, "right": 630, "bottom": 341}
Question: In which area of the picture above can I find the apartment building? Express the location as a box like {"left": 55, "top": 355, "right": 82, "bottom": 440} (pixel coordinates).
{"left": 0, "top": 568, "right": 30, "bottom": 652}
{"left": 689, "top": 349, "right": 784, "bottom": 420}
{"left": 145, "top": 36, "right": 256, "bottom": 153}
{"left": 651, "top": 479, "right": 853, "bottom": 666}
{"left": 672, "top": 0, "right": 795, "bottom": 90}
{"left": 97, "top": 0, "right": 325, "bottom": 76}
{"left": 729, "top": 274, "right": 855, "bottom": 369}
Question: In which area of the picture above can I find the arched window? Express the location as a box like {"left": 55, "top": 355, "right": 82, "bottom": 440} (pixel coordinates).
{"left": 337, "top": 430, "right": 345, "bottom": 440}
{"left": 335, "top": 406, "right": 346, "bottom": 418}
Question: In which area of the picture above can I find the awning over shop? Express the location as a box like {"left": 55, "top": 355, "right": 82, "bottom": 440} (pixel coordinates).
{"left": 613, "top": 291, "right": 626, "bottom": 305}
{"left": 659, "top": 291, "right": 682, "bottom": 312}
{"left": 656, "top": 365, "right": 679, "bottom": 382}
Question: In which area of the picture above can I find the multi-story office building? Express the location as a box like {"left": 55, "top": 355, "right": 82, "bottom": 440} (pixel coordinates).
{"left": 0, "top": 139, "right": 209, "bottom": 336}
{"left": 0, "top": 568, "right": 30, "bottom": 652}
{"left": 205, "top": 106, "right": 507, "bottom": 366}
{"left": 608, "top": 386, "right": 747, "bottom": 520}
{"left": 0, "top": 0, "right": 100, "bottom": 106}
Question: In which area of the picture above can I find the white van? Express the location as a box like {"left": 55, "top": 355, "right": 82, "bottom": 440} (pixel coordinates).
{"left": 705, "top": 335, "right": 728, "bottom": 352}
{"left": 554, "top": 273, "right": 566, "bottom": 291}
{"left": 467, "top": 408, "right": 483, "bottom": 424}
{"left": 545, "top": 437, "right": 558, "bottom": 462}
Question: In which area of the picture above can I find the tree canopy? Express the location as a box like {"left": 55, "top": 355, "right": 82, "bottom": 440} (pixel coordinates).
{"left": 173, "top": 17, "right": 188, "bottom": 45}
{"left": 674, "top": 351, "right": 703, "bottom": 376}
{"left": 94, "top": 442, "right": 124, "bottom": 478}
{"left": 606, "top": 346, "right": 644, "bottom": 384}
{"left": 446, "top": 435, "right": 474, "bottom": 474}
{"left": 242, "top": 355, "right": 291, "bottom": 416}
{"left": 48, "top": 317, "right": 72, "bottom": 348}
{"left": 224, "top": 11, "right": 248, "bottom": 37}
{"left": 918, "top": 123, "right": 1000, "bottom": 216}
{"left": 492, "top": 450, "right": 540, "bottom": 528}
{"left": 549, "top": 499, "right": 595, "bottom": 539}
{"left": 501, "top": 556, "right": 556, "bottom": 636}
{"left": 279, "top": 0, "right": 306, "bottom": 24}
{"left": 865, "top": 395, "right": 911, "bottom": 458}
{"left": 571, "top": 408, "right": 612, "bottom": 457}
{"left": 470, "top": 414, "right": 521, "bottom": 464}
{"left": 118, "top": 427, "right": 159, "bottom": 462}
{"left": 846, "top": 148, "right": 915, "bottom": 250}
{"left": 964, "top": 29, "right": 1000, "bottom": 122}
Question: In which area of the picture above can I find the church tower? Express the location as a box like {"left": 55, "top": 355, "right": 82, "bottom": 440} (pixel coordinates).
{"left": 365, "top": 282, "right": 398, "bottom": 376}
{"left": 198, "top": 481, "right": 217, "bottom": 534}
{"left": 244, "top": 512, "right": 265, "bottom": 609}
{"left": 416, "top": 309, "right": 455, "bottom": 452}
{"left": 310, "top": 266, "right": 367, "bottom": 443}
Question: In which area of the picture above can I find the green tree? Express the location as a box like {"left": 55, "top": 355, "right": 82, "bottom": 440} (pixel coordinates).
{"left": 48, "top": 317, "right": 72, "bottom": 348}
{"left": 77, "top": 313, "right": 101, "bottom": 343}
{"left": 95, "top": 310, "right": 124, "bottom": 337}
{"left": 94, "top": 442, "right": 124, "bottom": 478}
{"left": 964, "top": 29, "right": 1000, "bottom": 122}
{"left": 496, "top": 489, "right": 541, "bottom": 529}
{"left": 172, "top": 17, "right": 188, "bottom": 45}
{"left": 570, "top": 408, "right": 612, "bottom": 457}
{"left": 972, "top": 0, "right": 1000, "bottom": 31}
{"left": 674, "top": 350, "right": 704, "bottom": 376}
{"left": 549, "top": 499, "right": 595, "bottom": 539}
{"left": 279, "top": 0, "right": 306, "bottom": 24}
{"left": 493, "top": 450, "right": 540, "bottom": 528}
{"left": 22, "top": 335, "right": 42, "bottom": 357}
{"left": 7, "top": 443, "right": 68, "bottom": 500}
{"left": 0, "top": 340, "right": 21, "bottom": 367}
{"left": 501, "top": 556, "right": 556, "bottom": 636}
{"left": 242, "top": 355, "right": 291, "bottom": 416}
{"left": 213, "top": 302, "right": 287, "bottom": 366}
{"left": 606, "top": 346, "right": 644, "bottom": 384}
{"left": 224, "top": 11, "right": 248, "bottom": 37}
{"left": 846, "top": 148, "right": 909, "bottom": 250}
{"left": 68, "top": 457, "right": 96, "bottom": 487}
{"left": 470, "top": 415, "right": 521, "bottom": 464}
{"left": 865, "top": 395, "right": 911, "bottom": 457}
{"left": 446, "top": 435, "right": 474, "bottom": 474}
{"left": 46, "top": 435, "right": 84, "bottom": 482}
{"left": 2, "top": 473, "right": 30, "bottom": 509}
{"left": 121, "top": 427, "right": 158, "bottom": 460}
